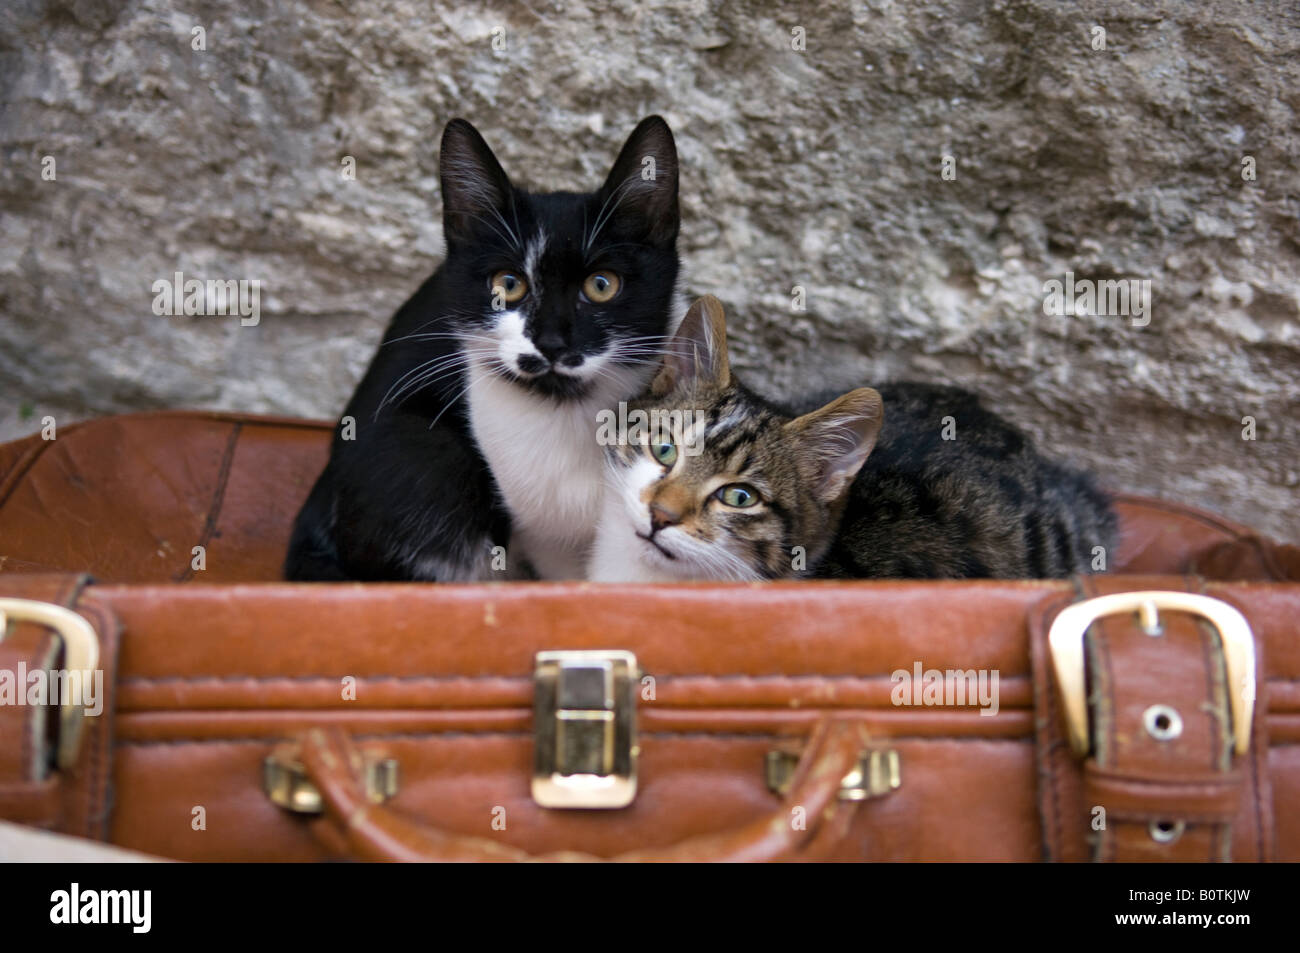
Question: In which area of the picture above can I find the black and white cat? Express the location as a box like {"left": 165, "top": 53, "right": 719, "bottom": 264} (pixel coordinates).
{"left": 285, "top": 117, "right": 682, "bottom": 581}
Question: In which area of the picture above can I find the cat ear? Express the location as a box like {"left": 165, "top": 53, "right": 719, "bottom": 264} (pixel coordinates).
{"left": 652, "top": 295, "right": 730, "bottom": 395}
{"left": 785, "top": 388, "right": 884, "bottom": 503}
{"left": 598, "top": 115, "right": 679, "bottom": 247}
{"left": 439, "top": 119, "right": 514, "bottom": 247}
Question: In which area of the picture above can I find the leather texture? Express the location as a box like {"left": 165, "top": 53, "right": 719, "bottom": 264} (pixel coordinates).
{"left": 294, "top": 720, "right": 865, "bottom": 862}
{"left": 0, "top": 412, "right": 1296, "bottom": 862}
{"left": 0, "top": 411, "right": 1296, "bottom": 585}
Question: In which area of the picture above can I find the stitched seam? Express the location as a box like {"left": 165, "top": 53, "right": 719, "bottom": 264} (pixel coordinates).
{"left": 1094, "top": 612, "right": 1119, "bottom": 861}
{"left": 1090, "top": 778, "right": 1239, "bottom": 792}
{"left": 1195, "top": 606, "right": 1229, "bottom": 860}
{"left": 81, "top": 603, "right": 111, "bottom": 839}
{"left": 19, "top": 642, "right": 32, "bottom": 780}
{"left": 1053, "top": 588, "right": 1089, "bottom": 860}
{"left": 1252, "top": 659, "right": 1268, "bottom": 860}
{"left": 1105, "top": 811, "right": 1242, "bottom": 823}
{"left": 1208, "top": 584, "right": 1276, "bottom": 861}
{"left": 84, "top": 664, "right": 100, "bottom": 838}
{"left": 173, "top": 422, "right": 241, "bottom": 583}
{"left": 118, "top": 673, "right": 1035, "bottom": 684}
{"left": 115, "top": 733, "right": 1036, "bottom": 746}
{"left": 1032, "top": 609, "right": 1058, "bottom": 861}
{"left": 1201, "top": 577, "right": 1250, "bottom": 860}
{"left": 18, "top": 632, "right": 56, "bottom": 782}
{"left": 1253, "top": 720, "right": 1266, "bottom": 860}
{"left": 1225, "top": 589, "right": 1269, "bottom": 862}
{"left": 1035, "top": 592, "right": 1075, "bottom": 863}
{"left": 1196, "top": 618, "right": 1224, "bottom": 774}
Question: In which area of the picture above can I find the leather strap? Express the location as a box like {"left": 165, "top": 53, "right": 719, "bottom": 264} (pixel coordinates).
{"left": 0, "top": 574, "right": 120, "bottom": 838}
{"left": 1083, "top": 765, "right": 1242, "bottom": 822}
{"left": 0, "top": 574, "right": 83, "bottom": 828}
{"left": 1030, "top": 576, "right": 1273, "bottom": 861}
{"left": 295, "top": 719, "right": 868, "bottom": 862}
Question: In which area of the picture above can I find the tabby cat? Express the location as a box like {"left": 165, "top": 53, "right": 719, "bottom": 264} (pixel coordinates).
{"left": 588, "top": 296, "right": 1118, "bottom": 581}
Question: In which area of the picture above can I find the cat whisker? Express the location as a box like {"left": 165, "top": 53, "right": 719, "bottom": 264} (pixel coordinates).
{"left": 428, "top": 362, "right": 504, "bottom": 430}
{"left": 375, "top": 347, "right": 490, "bottom": 415}
{"left": 689, "top": 541, "right": 756, "bottom": 582}
{"left": 462, "top": 209, "right": 522, "bottom": 255}
{"left": 584, "top": 173, "right": 642, "bottom": 256}
{"left": 383, "top": 330, "right": 500, "bottom": 348}
{"left": 377, "top": 357, "right": 459, "bottom": 415}
{"left": 376, "top": 365, "right": 469, "bottom": 418}
{"left": 389, "top": 355, "right": 479, "bottom": 399}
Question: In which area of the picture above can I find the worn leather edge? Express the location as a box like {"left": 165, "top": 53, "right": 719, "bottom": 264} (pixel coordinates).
{"left": 172, "top": 422, "right": 242, "bottom": 583}
{"left": 1029, "top": 586, "right": 1082, "bottom": 861}
{"left": 1199, "top": 583, "right": 1276, "bottom": 862}
{"left": 65, "top": 588, "right": 121, "bottom": 841}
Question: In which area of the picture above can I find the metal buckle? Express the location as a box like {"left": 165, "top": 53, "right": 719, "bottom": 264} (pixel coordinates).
{"left": 0, "top": 598, "right": 101, "bottom": 771}
{"left": 263, "top": 749, "right": 399, "bottom": 814}
{"left": 532, "top": 650, "right": 638, "bottom": 809}
{"left": 1048, "top": 590, "right": 1256, "bottom": 757}
{"left": 765, "top": 748, "right": 902, "bottom": 801}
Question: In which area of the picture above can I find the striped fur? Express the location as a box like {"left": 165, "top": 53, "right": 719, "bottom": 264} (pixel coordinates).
{"left": 590, "top": 299, "right": 1117, "bottom": 581}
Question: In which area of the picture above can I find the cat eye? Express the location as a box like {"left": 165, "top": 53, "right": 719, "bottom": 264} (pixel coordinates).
{"left": 490, "top": 270, "right": 528, "bottom": 304}
{"left": 582, "top": 271, "right": 621, "bottom": 304}
{"left": 717, "top": 484, "right": 760, "bottom": 508}
{"left": 649, "top": 438, "right": 677, "bottom": 467}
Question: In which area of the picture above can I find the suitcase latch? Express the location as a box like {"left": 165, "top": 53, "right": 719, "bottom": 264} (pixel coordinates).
{"left": 765, "top": 748, "right": 902, "bottom": 800}
{"left": 263, "top": 745, "right": 399, "bottom": 814}
{"left": 532, "top": 650, "right": 638, "bottom": 809}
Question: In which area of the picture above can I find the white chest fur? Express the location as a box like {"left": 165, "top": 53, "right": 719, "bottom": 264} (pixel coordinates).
{"left": 466, "top": 367, "right": 609, "bottom": 579}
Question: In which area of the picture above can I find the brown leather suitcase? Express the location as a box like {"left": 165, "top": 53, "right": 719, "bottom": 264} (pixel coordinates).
{"left": 0, "top": 411, "right": 1296, "bottom": 861}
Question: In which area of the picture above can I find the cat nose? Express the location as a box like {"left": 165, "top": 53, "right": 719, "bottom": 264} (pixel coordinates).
{"left": 516, "top": 353, "right": 549, "bottom": 375}
{"left": 649, "top": 503, "right": 680, "bottom": 533}
{"left": 531, "top": 330, "right": 569, "bottom": 362}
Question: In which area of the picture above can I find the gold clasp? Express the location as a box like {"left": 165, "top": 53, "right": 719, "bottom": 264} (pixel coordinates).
{"left": 263, "top": 748, "right": 399, "bottom": 814}
{"left": 532, "top": 650, "right": 638, "bottom": 809}
{"left": 765, "top": 747, "right": 901, "bottom": 800}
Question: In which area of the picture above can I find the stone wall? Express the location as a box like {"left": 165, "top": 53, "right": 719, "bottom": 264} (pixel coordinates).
{"left": 1, "top": 0, "right": 1296, "bottom": 538}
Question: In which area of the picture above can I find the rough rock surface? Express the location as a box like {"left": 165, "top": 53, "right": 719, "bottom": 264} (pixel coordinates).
{"left": 1, "top": 0, "right": 1296, "bottom": 539}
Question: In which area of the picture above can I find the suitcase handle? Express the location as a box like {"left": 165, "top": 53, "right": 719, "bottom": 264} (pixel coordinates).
{"left": 294, "top": 719, "right": 868, "bottom": 862}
